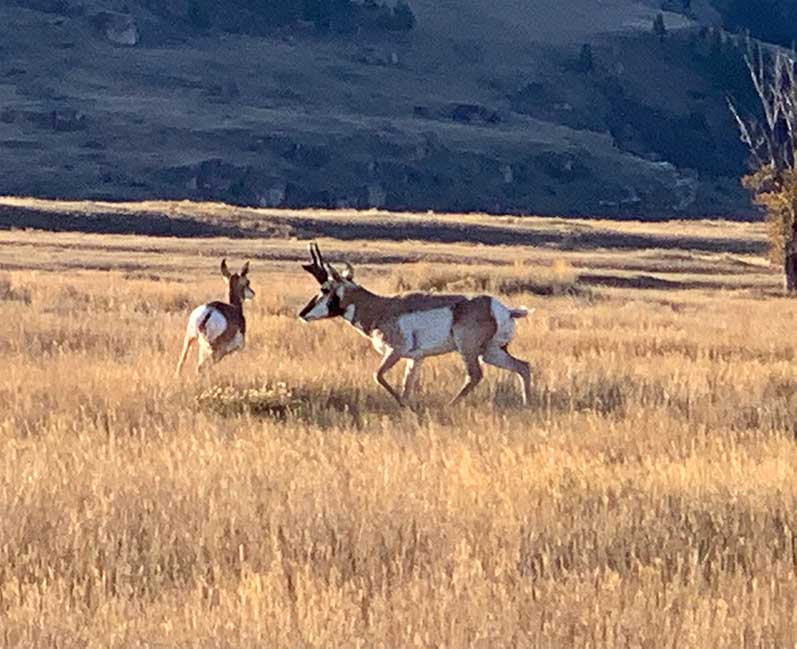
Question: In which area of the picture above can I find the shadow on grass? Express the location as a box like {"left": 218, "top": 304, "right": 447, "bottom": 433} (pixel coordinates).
{"left": 0, "top": 204, "right": 255, "bottom": 238}
{"left": 292, "top": 217, "right": 765, "bottom": 256}
{"left": 193, "top": 375, "right": 633, "bottom": 433}
{"left": 195, "top": 368, "right": 797, "bottom": 436}
{"left": 0, "top": 203, "right": 765, "bottom": 257}
{"left": 577, "top": 273, "right": 765, "bottom": 291}
{"left": 195, "top": 378, "right": 543, "bottom": 431}
{"left": 195, "top": 381, "right": 409, "bottom": 430}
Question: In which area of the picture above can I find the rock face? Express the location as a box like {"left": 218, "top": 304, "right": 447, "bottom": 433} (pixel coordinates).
{"left": 0, "top": 0, "right": 758, "bottom": 218}
{"left": 91, "top": 11, "right": 139, "bottom": 46}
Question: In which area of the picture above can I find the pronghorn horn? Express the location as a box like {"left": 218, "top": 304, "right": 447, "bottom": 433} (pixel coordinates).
{"left": 221, "top": 258, "right": 231, "bottom": 278}
{"left": 240, "top": 261, "right": 250, "bottom": 276}
{"left": 302, "top": 242, "right": 328, "bottom": 284}
{"left": 340, "top": 260, "right": 354, "bottom": 280}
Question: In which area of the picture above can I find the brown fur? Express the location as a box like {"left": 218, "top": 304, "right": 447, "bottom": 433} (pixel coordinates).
{"left": 300, "top": 244, "right": 531, "bottom": 407}
{"left": 339, "top": 286, "right": 528, "bottom": 407}
{"left": 339, "top": 287, "right": 465, "bottom": 346}
{"left": 340, "top": 289, "right": 500, "bottom": 354}
{"left": 202, "top": 300, "right": 245, "bottom": 349}
{"left": 175, "top": 261, "right": 253, "bottom": 376}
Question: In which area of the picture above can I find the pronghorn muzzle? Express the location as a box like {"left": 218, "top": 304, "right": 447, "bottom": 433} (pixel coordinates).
{"left": 298, "top": 295, "right": 320, "bottom": 321}
{"left": 298, "top": 288, "right": 344, "bottom": 321}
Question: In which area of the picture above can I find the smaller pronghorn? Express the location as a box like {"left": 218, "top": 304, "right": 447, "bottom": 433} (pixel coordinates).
{"left": 175, "top": 259, "right": 255, "bottom": 376}
{"left": 298, "top": 243, "right": 532, "bottom": 407}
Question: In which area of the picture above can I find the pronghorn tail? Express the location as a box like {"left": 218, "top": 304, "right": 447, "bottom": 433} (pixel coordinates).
{"left": 197, "top": 310, "right": 213, "bottom": 334}
{"left": 509, "top": 307, "right": 533, "bottom": 319}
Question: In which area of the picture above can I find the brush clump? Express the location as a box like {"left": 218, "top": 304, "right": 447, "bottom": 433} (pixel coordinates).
{"left": 196, "top": 382, "right": 300, "bottom": 418}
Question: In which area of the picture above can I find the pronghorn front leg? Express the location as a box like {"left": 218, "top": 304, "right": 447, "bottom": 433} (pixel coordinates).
{"left": 402, "top": 359, "right": 423, "bottom": 402}
{"left": 374, "top": 349, "right": 406, "bottom": 407}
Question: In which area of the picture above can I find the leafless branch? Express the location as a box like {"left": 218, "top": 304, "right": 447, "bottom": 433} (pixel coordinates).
{"left": 730, "top": 38, "right": 797, "bottom": 174}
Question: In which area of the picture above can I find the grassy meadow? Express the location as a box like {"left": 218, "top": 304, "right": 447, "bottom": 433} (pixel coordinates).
{"left": 1, "top": 204, "right": 797, "bottom": 647}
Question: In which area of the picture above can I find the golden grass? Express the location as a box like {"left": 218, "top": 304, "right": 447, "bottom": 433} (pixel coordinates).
{"left": 1, "top": 211, "right": 797, "bottom": 647}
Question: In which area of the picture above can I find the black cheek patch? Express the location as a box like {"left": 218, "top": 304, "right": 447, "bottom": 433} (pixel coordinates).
{"left": 327, "top": 292, "right": 345, "bottom": 317}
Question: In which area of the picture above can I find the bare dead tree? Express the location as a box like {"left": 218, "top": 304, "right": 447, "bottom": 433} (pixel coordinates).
{"left": 729, "top": 41, "right": 797, "bottom": 292}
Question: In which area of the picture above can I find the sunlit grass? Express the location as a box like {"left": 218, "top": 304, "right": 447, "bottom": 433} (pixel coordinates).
{"left": 1, "top": 216, "right": 796, "bottom": 647}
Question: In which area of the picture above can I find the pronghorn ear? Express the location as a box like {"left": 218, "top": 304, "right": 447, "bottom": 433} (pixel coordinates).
{"left": 341, "top": 261, "right": 354, "bottom": 281}
{"left": 326, "top": 263, "right": 343, "bottom": 283}
{"left": 221, "top": 259, "right": 231, "bottom": 278}
{"left": 240, "top": 261, "right": 250, "bottom": 276}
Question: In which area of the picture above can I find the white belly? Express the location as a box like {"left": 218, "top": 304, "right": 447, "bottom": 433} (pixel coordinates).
{"left": 187, "top": 304, "right": 228, "bottom": 343}
{"left": 370, "top": 330, "right": 389, "bottom": 355}
{"left": 396, "top": 308, "right": 455, "bottom": 358}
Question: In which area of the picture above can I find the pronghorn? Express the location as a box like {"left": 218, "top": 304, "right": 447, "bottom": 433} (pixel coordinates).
{"left": 175, "top": 259, "right": 255, "bottom": 375}
{"left": 298, "top": 243, "right": 532, "bottom": 406}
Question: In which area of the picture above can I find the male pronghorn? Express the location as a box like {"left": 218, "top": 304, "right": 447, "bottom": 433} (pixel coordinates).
{"left": 175, "top": 259, "right": 255, "bottom": 375}
{"left": 298, "top": 243, "right": 532, "bottom": 406}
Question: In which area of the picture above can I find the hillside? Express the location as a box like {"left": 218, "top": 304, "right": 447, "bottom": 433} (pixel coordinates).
{"left": 0, "top": 0, "right": 760, "bottom": 218}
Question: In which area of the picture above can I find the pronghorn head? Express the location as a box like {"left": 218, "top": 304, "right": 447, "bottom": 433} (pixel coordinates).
{"left": 298, "top": 243, "right": 355, "bottom": 322}
{"left": 221, "top": 259, "right": 255, "bottom": 302}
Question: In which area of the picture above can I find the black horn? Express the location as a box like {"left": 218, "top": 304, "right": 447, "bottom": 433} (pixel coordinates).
{"left": 302, "top": 242, "right": 328, "bottom": 284}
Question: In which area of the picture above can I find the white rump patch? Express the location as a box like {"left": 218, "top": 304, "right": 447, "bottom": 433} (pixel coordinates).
{"left": 489, "top": 298, "right": 518, "bottom": 348}
{"left": 187, "top": 304, "right": 228, "bottom": 343}
{"left": 396, "top": 308, "right": 455, "bottom": 358}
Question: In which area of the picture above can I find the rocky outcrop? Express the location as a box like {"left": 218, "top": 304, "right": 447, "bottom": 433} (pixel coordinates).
{"left": 91, "top": 11, "right": 139, "bottom": 46}
{"left": 446, "top": 103, "right": 502, "bottom": 125}
{"left": 13, "top": 108, "right": 89, "bottom": 132}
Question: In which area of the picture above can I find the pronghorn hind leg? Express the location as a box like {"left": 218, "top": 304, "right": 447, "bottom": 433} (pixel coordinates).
{"left": 374, "top": 349, "right": 406, "bottom": 407}
{"left": 196, "top": 341, "right": 215, "bottom": 375}
{"left": 450, "top": 323, "right": 490, "bottom": 406}
{"left": 402, "top": 359, "right": 423, "bottom": 402}
{"left": 482, "top": 345, "right": 532, "bottom": 406}
{"left": 449, "top": 354, "right": 483, "bottom": 406}
{"left": 175, "top": 334, "right": 196, "bottom": 377}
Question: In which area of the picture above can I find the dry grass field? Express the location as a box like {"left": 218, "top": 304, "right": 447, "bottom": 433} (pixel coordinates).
{"left": 1, "top": 203, "right": 797, "bottom": 647}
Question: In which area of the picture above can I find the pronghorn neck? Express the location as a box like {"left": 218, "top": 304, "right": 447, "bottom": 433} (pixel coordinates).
{"left": 228, "top": 283, "right": 244, "bottom": 310}
{"left": 339, "top": 284, "right": 387, "bottom": 334}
